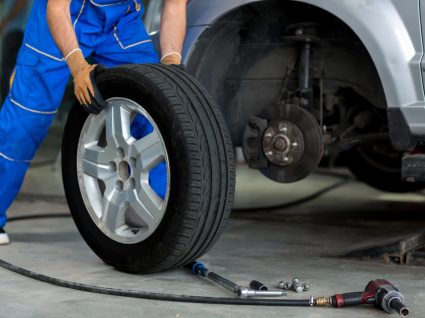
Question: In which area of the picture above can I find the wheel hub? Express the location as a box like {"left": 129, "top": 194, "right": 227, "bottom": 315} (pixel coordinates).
{"left": 243, "top": 103, "right": 323, "bottom": 183}
{"left": 272, "top": 135, "right": 289, "bottom": 152}
{"left": 262, "top": 121, "right": 304, "bottom": 167}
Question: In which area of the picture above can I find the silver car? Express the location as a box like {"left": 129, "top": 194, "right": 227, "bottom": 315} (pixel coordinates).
{"left": 146, "top": 0, "right": 425, "bottom": 193}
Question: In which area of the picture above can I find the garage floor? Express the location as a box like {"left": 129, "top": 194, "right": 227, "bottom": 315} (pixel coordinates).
{"left": 1, "top": 129, "right": 425, "bottom": 317}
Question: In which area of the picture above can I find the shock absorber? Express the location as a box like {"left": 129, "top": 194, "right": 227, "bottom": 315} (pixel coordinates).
{"left": 295, "top": 27, "right": 315, "bottom": 111}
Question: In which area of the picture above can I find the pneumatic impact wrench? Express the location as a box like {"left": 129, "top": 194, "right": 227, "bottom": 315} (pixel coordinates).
{"left": 315, "top": 279, "right": 410, "bottom": 316}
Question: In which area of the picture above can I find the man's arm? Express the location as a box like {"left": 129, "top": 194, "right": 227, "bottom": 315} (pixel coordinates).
{"left": 46, "top": 0, "right": 94, "bottom": 105}
{"left": 159, "top": 0, "right": 187, "bottom": 65}
{"left": 46, "top": 0, "right": 79, "bottom": 60}
{"left": 0, "top": 0, "right": 28, "bottom": 34}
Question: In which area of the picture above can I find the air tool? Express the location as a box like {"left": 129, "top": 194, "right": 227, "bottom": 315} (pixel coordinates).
{"left": 315, "top": 279, "right": 409, "bottom": 317}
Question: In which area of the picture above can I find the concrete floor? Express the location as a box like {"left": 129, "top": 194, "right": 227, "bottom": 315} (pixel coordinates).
{"left": 2, "top": 131, "right": 425, "bottom": 317}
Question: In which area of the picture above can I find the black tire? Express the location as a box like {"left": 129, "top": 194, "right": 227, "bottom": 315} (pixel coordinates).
{"left": 342, "top": 142, "right": 423, "bottom": 193}
{"left": 62, "top": 64, "right": 235, "bottom": 273}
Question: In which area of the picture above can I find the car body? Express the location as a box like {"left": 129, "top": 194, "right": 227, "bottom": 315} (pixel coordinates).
{"left": 145, "top": 0, "right": 425, "bottom": 192}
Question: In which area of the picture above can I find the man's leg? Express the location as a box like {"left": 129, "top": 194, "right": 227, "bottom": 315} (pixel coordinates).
{"left": 0, "top": 45, "right": 70, "bottom": 230}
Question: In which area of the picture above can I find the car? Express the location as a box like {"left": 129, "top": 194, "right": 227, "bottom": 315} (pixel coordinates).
{"left": 146, "top": 0, "right": 425, "bottom": 193}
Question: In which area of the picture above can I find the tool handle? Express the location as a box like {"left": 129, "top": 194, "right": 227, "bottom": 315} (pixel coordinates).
{"left": 332, "top": 291, "right": 374, "bottom": 307}
{"left": 208, "top": 272, "right": 239, "bottom": 293}
{"left": 185, "top": 261, "right": 239, "bottom": 294}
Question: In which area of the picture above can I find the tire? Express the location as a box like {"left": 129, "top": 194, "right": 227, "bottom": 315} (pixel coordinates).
{"left": 342, "top": 142, "right": 423, "bottom": 193}
{"left": 62, "top": 64, "right": 235, "bottom": 273}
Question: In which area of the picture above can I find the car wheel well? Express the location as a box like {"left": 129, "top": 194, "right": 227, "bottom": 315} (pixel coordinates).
{"left": 186, "top": 0, "right": 387, "bottom": 147}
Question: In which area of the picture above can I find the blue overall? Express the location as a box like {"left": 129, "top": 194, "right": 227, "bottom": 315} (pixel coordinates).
{"left": 0, "top": 0, "right": 165, "bottom": 228}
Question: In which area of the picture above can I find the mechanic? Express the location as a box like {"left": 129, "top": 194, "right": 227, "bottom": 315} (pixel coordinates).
{"left": 0, "top": 0, "right": 187, "bottom": 244}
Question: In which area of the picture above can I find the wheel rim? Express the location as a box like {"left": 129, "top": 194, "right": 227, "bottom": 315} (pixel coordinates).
{"left": 77, "top": 97, "right": 170, "bottom": 244}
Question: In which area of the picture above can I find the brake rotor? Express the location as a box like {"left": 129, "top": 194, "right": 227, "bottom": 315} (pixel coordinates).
{"left": 243, "top": 104, "right": 323, "bottom": 183}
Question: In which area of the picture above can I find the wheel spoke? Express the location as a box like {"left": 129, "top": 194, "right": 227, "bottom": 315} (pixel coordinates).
{"left": 131, "top": 131, "right": 166, "bottom": 171}
{"left": 128, "top": 189, "right": 160, "bottom": 228}
{"left": 101, "top": 183, "right": 126, "bottom": 232}
{"left": 84, "top": 144, "right": 109, "bottom": 163}
{"left": 106, "top": 103, "right": 131, "bottom": 146}
{"left": 82, "top": 145, "right": 114, "bottom": 181}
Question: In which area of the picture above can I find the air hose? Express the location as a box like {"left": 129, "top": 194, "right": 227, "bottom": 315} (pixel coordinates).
{"left": 234, "top": 179, "right": 350, "bottom": 212}
{"left": 0, "top": 176, "right": 349, "bottom": 307}
{"left": 0, "top": 207, "right": 409, "bottom": 315}
{"left": 0, "top": 257, "right": 311, "bottom": 306}
{"left": 0, "top": 248, "right": 410, "bottom": 316}
{"left": 0, "top": 213, "right": 312, "bottom": 306}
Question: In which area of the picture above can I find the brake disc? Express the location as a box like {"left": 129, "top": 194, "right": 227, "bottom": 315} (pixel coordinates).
{"left": 243, "top": 104, "right": 323, "bottom": 183}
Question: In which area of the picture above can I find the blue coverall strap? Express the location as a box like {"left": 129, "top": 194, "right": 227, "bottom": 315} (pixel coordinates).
{"left": 88, "top": 0, "right": 142, "bottom": 14}
{"left": 89, "top": 0, "right": 129, "bottom": 7}
{"left": 72, "top": 0, "right": 87, "bottom": 28}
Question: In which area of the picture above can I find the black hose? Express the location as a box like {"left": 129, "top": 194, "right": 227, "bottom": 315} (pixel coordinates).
{"left": 0, "top": 257, "right": 311, "bottom": 306}
{"left": 233, "top": 178, "right": 350, "bottom": 212}
{"left": 30, "top": 159, "right": 56, "bottom": 168}
{"left": 15, "top": 193, "right": 67, "bottom": 203}
{"left": 0, "top": 213, "right": 313, "bottom": 306}
{"left": 2, "top": 173, "right": 348, "bottom": 306}
{"left": 8, "top": 213, "right": 70, "bottom": 222}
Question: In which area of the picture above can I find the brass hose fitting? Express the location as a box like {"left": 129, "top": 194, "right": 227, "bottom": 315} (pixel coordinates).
{"left": 315, "top": 297, "right": 332, "bottom": 306}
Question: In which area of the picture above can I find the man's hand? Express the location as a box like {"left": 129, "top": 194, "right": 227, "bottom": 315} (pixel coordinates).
{"left": 160, "top": 0, "right": 187, "bottom": 66}
{"left": 66, "top": 49, "right": 96, "bottom": 106}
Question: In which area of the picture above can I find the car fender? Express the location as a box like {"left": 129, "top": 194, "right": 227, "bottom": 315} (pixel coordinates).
{"left": 184, "top": 0, "right": 425, "bottom": 138}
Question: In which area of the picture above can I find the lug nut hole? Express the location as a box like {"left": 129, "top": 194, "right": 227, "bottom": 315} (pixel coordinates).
{"left": 115, "top": 180, "right": 124, "bottom": 192}
{"left": 129, "top": 178, "right": 136, "bottom": 190}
